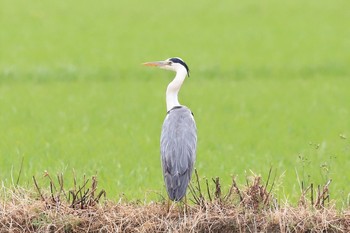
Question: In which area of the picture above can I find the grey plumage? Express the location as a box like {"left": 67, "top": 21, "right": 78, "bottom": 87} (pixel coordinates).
{"left": 160, "top": 106, "right": 197, "bottom": 201}
{"left": 143, "top": 57, "right": 196, "bottom": 201}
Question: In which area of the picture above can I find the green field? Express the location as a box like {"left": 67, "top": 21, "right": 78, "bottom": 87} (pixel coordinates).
{"left": 1, "top": 0, "right": 350, "bottom": 203}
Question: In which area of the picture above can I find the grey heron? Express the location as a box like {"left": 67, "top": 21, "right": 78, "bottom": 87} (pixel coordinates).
{"left": 143, "top": 57, "right": 197, "bottom": 201}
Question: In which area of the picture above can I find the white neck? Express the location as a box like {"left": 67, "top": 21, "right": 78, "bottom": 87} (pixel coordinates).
{"left": 166, "top": 68, "right": 187, "bottom": 111}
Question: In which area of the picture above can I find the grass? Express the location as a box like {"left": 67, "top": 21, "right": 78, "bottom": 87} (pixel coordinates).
{"left": 1, "top": 77, "right": 349, "bottom": 203}
{"left": 0, "top": 0, "right": 350, "bottom": 204}
{"left": 1, "top": 172, "right": 349, "bottom": 232}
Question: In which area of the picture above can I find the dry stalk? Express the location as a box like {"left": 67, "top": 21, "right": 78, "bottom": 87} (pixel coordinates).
{"left": 212, "top": 177, "right": 221, "bottom": 201}
{"left": 314, "top": 179, "right": 332, "bottom": 208}
{"left": 15, "top": 156, "right": 24, "bottom": 187}
{"left": 1, "top": 169, "right": 345, "bottom": 232}
{"left": 206, "top": 178, "right": 212, "bottom": 202}
{"left": 32, "top": 172, "right": 106, "bottom": 211}
{"left": 32, "top": 176, "right": 45, "bottom": 202}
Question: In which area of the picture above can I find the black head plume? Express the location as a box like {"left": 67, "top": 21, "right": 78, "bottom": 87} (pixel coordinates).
{"left": 169, "top": 57, "right": 190, "bottom": 77}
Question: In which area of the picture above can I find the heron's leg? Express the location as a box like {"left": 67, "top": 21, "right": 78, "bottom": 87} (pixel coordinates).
{"left": 167, "top": 198, "right": 170, "bottom": 213}
{"left": 177, "top": 196, "right": 188, "bottom": 215}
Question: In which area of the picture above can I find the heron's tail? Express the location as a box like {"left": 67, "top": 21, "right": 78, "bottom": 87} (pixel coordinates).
{"left": 165, "top": 172, "right": 190, "bottom": 201}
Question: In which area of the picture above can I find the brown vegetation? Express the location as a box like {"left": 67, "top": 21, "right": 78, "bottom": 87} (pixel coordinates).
{"left": 0, "top": 170, "right": 349, "bottom": 232}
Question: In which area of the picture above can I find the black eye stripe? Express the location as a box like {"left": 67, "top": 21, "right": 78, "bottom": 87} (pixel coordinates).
{"left": 169, "top": 58, "right": 190, "bottom": 76}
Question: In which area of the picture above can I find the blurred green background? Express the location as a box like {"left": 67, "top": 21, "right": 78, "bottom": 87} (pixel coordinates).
{"left": 0, "top": 0, "right": 349, "bottom": 203}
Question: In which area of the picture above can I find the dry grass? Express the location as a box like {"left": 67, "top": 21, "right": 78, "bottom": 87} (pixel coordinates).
{"left": 1, "top": 171, "right": 349, "bottom": 233}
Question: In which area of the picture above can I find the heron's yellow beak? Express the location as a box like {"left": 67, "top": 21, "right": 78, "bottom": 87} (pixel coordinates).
{"left": 142, "top": 61, "right": 167, "bottom": 67}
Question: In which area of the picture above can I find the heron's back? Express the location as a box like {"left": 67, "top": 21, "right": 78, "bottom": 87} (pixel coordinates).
{"left": 160, "top": 106, "right": 197, "bottom": 201}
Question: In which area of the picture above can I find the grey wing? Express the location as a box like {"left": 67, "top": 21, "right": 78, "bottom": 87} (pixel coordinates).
{"left": 160, "top": 107, "right": 197, "bottom": 201}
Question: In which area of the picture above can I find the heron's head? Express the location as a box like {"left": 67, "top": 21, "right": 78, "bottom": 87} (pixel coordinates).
{"left": 143, "top": 57, "right": 190, "bottom": 77}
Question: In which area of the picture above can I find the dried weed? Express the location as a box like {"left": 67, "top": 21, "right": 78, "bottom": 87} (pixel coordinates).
{"left": 0, "top": 170, "right": 349, "bottom": 232}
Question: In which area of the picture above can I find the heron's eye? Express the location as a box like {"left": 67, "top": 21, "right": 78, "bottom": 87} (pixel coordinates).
{"left": 167, "top": 61, "right": 172, "bottom": 65}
